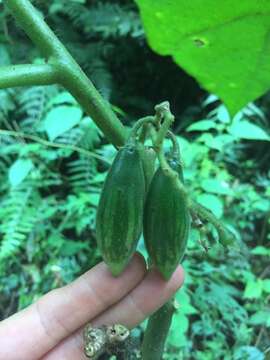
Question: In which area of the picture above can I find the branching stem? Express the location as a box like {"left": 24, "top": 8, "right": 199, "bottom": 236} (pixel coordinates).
{"left": 0, "top": 64, "right": 58, "bottom": 89}
{"left": 3, "top": 0, "right": 127, "bottom": 147}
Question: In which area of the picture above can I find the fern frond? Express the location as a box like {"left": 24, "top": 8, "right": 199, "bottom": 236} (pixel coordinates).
{"left": 55, "top": 116, "right": 101, "bottom": 150}
{"left": 0, "top": 153, "right": 13, "bottom": 189}
{"left": 0, "top": 185, "right": 40, "bottom": 260}
{"left": 0, "top": 89, "right": 16, "bottom": 126}
{"left": 17, "top": 86, "right": 58, "bottom": 132}
{"left": 55, "top": 127, "right": 83, "bottom": 147}
{"left": 51, "top": 1, "right": 141, "bottom": 39}
{"left": 67, "top": 156, "right": 97, "bottom": 193}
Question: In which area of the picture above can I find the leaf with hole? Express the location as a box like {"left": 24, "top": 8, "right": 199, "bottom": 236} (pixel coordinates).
{"left": 135, "top": 0, "right": 270, "bottom": 115}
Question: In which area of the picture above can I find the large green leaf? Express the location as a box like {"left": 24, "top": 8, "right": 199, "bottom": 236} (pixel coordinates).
{"left": 135, "top": 0, "right": 270, "bottom": 114}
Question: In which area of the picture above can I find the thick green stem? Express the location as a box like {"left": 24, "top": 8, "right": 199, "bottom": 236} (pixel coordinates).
{"left": 4, "top": 0, "right": 65, "bottom": 58}
{"left": 56, "top": 61, "right": 127, "bottom": 147}
{"left": 141, "top": 300, "right": 175, "bottom": 360}
{"left": 0, "top": 64, "right": 58, "bottom": 89}
{"left": 4, "top": 0, "right": 127, "bottom": 147}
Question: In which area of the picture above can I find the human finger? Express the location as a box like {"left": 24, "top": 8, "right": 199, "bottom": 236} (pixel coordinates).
{"left": 42, "top": 266, "right": 184, "bottom": 360}
{"left": 0, "top": 253, "right": 146, "bottom": 360}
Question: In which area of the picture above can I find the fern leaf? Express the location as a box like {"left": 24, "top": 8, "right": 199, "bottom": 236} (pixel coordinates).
{"left": 0, "top": 185, "right": 40, "bottom": 260}
{"left": 67, "top": 156, "right": 97, "bottom": 193}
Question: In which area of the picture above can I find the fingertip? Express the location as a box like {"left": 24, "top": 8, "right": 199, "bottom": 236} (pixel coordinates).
{"left": 169, "top": 265, "right": 185, "bottom": 293}
{"left": 88, "top": 265, "right": 184, "bottom": 329}
{"left": 146, "top": 265, "right": 184, "bottom": 295}
{"left": 106, "top": 252, "right": 147, "bottom": 278}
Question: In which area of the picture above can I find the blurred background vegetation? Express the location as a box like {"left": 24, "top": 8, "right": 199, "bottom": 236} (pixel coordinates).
{"left": 0, "top": 1, "right": 269, "bottom": 359}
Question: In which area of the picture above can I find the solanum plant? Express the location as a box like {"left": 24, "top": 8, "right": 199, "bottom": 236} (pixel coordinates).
{"left": 0, "top": 1, "right": 240, "bottom": 359}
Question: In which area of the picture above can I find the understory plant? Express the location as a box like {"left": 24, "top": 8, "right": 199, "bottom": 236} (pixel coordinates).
{"left": 0, "top": 1, "right": 269, "bottom": 359}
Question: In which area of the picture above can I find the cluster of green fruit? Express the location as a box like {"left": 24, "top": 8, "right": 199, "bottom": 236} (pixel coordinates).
{"left": 95, "top": 102, "right": 235, "bottom": 280}
{"left": 96, "top": 103, "right": 190, "bottom": 280}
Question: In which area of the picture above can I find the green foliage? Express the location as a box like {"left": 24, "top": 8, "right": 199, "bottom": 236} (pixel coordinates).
{"left": 0, "top": 1, "right": 270, "bottom": 359}
{"left": 161, "top": 97, "right": 270, "bottom": 359}
{"left": 135, "top": 0, "right": 270, "bottom": 115}
{"left": 0, "top": 85, "right": 102, "bottom": 312}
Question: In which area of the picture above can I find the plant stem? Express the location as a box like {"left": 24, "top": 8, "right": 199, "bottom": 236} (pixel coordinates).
{"left": 166, "top": 130, "right": 180, "bottom": 159}
{"left": 127, "top": 116, "right": 155, "bottom": 144}
{"left": 4, "top": 0, "right": 64, "bottom": 58}
{"left": 0, "top": 64, "right": 58, "bottom": 89}
{"left": 0, "top": 129, "right": 110, "bottom": 164}
{"left": 151, "top": 102, "right": 184, "bottom": 190}
{"left": 141, "top": 299, "right": 175, "bottom": 360}
{"left": 4, "top": 0, "right": 127, "bottom": 147}
{"left": 189, "top": 200, "right": 223, "bottom": 232}
{"left": 154, "top": 102, "right": 174, "bottom": 151}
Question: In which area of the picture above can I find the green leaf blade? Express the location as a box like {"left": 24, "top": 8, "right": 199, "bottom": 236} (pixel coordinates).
{"left": 135, "top": 0, "right": 270, "bottom": 115}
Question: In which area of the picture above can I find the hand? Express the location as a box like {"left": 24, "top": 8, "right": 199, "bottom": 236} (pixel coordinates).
{"left": 0, "top": 253, "right": 184, "bottom": 360}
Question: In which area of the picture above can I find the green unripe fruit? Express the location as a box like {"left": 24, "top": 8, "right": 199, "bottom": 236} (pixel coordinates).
{"left": 96, "top": 144, "right": 145, "bottom": 276}
{"left": 143, "top": 164, "right": 190, "bottom": 280}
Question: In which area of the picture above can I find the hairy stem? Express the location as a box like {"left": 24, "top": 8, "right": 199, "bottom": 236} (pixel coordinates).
{"left": 4, "top": 0, "right": 127, "bottom": 147}
{"left": 0, "top": 64, "right": 58, "bottom": 89}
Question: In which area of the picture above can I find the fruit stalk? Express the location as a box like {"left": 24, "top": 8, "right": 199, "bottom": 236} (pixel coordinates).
{"left": 141, "top": 299, "right": 175, "bottom": 360}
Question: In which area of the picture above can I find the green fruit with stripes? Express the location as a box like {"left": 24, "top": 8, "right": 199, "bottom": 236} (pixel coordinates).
{"left": 143, "top": 164, "right": 190, "bottom": 280}
{"left": 96, "top": 143, "right": 145, "bottom": 276}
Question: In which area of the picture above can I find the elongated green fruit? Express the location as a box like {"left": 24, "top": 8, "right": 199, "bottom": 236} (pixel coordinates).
{"left": 143, "top": 165, "right": 190, "bottom": 280}
{"left": 96, "top": 144, "right": 145, "bottom": 276}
